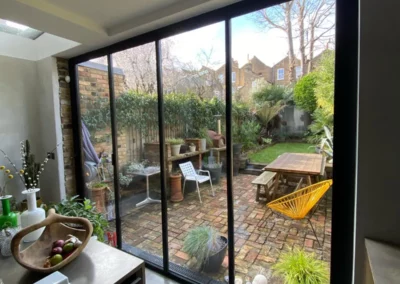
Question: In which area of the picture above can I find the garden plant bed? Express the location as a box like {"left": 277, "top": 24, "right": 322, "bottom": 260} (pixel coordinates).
{"left": 249, "top": 142, "right": 315, "bottom": 164}
{"left": 109, "top": 174, "right": 331, "bottom": 283}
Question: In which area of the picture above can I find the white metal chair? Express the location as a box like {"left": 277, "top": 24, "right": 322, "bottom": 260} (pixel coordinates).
{"left": 179, "top": 162, "right": 214, "bottom": 203}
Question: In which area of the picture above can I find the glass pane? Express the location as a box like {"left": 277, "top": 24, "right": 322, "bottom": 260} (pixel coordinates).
{"left": 77, "top": 57, "right": 117, "bottom": 246}
{"left": 111, "top": 43, "right": 163, "bottom": 265}
{"left": 232, "top": 2, "right": 335, "bottom": 282}
{"left": 161, "top": 22, "right": 228, "bottom": 282}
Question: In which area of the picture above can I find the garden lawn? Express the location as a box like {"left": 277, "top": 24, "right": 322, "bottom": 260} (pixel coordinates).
{"left": 249, "top": 142, "right": 315, "bottom": 164}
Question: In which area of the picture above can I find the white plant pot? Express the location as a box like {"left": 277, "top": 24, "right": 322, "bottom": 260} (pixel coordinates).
{"left": 200, "top": 139, "right": 206, "bottom": 151}
{"left": 189, "top": 146, "right": 196, "bottom": 152}
{"left": 20, "top": 188, "right": 45, "bottom": 243}
{"left": 171, "top": 145, "right": 181, "bottom": 156}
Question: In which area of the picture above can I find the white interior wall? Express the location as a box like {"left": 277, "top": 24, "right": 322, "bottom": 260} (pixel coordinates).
{"left": 0, "top": 55, "right": 64, "bottom": 203}
{"left": 355, "top": 0, "right": 400, "bottom": 282}
{"left": 36, "top": 57, "right": 65, "bottom": 203}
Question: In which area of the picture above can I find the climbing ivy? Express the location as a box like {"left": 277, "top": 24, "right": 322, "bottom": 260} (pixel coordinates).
{"left": 81, "top": 91, "right": 255, "bottom": 138}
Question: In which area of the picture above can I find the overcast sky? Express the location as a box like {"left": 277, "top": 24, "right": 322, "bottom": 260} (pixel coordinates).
{"left": 168, "top": 10, "right": 333, "bottom": 69}
{"left": 168, "top": 13, "right": 291, "bottom": 69}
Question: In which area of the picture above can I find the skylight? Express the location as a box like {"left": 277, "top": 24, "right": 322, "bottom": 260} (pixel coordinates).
{"left": 0, "top": 19, "right": 44, "bottom": 40}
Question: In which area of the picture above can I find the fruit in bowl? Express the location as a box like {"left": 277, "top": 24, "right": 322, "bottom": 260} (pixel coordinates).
{"left": 43, "top": 235, "right": 82, "bottom": 268}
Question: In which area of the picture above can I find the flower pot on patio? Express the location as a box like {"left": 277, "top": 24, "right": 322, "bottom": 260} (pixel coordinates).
{"left": 239, "top": 154, "right": 248, "bottom": 170}
{"left": 170, "top": 173, "right": 183, "bottom": 202}
{"left": 233, "top": 143, "right": 243, "bottom": 155}
{"left": 203, "top": 163, "right": 222, "bottom": 184}
{"left": 88, "top": 183, "right": 108, "bottom": 213}
{"left": 202, "top": 236, "right": 228, "bottom": 273}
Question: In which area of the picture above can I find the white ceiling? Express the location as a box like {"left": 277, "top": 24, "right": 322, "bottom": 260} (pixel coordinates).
{"left": 0, "top": 0, "right": 240, "bottom": 59}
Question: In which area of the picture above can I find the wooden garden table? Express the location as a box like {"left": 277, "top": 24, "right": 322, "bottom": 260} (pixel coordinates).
{"left": 263, "top": 153, "right": 325, "bottom": 200}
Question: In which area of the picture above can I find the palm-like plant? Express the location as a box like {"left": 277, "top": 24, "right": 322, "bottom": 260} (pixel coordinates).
{"left": 272, "top": 249, "right": 329, "bottom": 284}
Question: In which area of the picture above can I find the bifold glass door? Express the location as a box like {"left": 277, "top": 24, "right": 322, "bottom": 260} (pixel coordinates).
{"left": 72, "top": 0, "right": 338, "bottom": 283}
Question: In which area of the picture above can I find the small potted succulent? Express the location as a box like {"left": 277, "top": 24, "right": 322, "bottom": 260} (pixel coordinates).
{"left": 189, "top": 143, "right": 196, "bottom": 153}
{"left": 183, "top": 226, "right": 227, "bottom": 273}
{"left": 166, "top": 138, "right": 184, "bottom": 157}
{"left": 203, "top": 162, "right": 222, "bottom": 184}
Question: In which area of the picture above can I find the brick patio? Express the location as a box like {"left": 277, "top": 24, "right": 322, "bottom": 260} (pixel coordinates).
{"left": 112, "top": 174, "right": 332, "bottom": 283}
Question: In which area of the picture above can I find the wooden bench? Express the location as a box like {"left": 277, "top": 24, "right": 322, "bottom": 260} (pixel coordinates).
{"left": 252, "top": 171, "right": 277, "bottom": 202}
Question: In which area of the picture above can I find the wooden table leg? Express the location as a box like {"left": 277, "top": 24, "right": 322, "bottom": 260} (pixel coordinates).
{"left": 307, "top": 175, "right": 312, "bottom": 186}
{"left": 271, "top": 173, "right": 281, "bottom": 201}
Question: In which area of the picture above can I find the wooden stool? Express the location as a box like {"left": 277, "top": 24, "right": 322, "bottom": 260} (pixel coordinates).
{"left": 252, "top": 171, "right": 277, "bottom": 202}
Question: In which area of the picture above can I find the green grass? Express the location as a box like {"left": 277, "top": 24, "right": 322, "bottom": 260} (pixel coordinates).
{"left": 249, "top": 142, "right": 315, "bottom": 164}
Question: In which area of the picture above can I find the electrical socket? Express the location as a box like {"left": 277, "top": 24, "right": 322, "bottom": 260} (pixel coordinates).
{"left": 47, "top": 152, "right": 55, "bottom": 160}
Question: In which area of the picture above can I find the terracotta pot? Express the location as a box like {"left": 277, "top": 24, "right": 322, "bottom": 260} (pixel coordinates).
{"left": 90, "top": 186, "right": 107, "bottom": 213}
{"left": 170, "top": 174, "right": 183, "bottom": 202}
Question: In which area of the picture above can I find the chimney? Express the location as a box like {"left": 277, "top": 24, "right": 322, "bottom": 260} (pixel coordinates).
{"left": 247, "top": 54, "right": 250, "bottom": 62}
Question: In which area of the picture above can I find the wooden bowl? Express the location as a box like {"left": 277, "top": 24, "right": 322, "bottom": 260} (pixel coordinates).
{"left": 11, "top": 208, "right": 93, "bottom": 273}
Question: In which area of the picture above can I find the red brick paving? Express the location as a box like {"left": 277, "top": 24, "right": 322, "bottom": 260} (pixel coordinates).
{"left": 111, "top": 174, "right": 332, "bottom": 283}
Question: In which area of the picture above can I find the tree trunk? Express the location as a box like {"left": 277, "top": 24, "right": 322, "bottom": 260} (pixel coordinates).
{"left": 298, "top": 3, "right": 306, "bottom": 77}
{"left": 285, "top": 3, "right": 296, "bottom": 83}
{"left": 308, "top": 23, "right": 315, "bottom": 73}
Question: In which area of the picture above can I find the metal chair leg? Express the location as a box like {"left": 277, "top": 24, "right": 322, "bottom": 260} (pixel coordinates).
{"left": 307, "top": 218, "right": 322, "bottom": 247}
{"left": 209, "top": 179, "right": 215, "bottom": 196}
{"left": 196, "top": 181, "right": 202, "bottom": 203}
{"left": 183, "top": 178, "right": 187, "bottom": 195}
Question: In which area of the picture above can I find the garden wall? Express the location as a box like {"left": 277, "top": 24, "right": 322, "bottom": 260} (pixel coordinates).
{"left": 77, "top": 62, "right": 129, "bottom": 165}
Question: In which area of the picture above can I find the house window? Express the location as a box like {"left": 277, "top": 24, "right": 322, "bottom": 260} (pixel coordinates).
{"left": 218, "top": 74, "right": 224, "bottom": 83}
{"left": 277, "top": 68, "right": 284, "bottom": 80}
{"left": 296, "top": 66, "right": 302, "bottom": 79}
{"left": 232, "top": 72, "right": 236, "bottom": 83}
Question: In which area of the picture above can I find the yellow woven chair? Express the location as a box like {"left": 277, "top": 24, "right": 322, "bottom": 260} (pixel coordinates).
{"left": 267, "top": 179, "right": 333, "bottom": 246}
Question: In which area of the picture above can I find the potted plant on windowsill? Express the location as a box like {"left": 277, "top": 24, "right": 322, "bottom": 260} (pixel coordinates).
{"left": 183, "top": 226, "right": 227, "bottom": 273}
{"left": 166, "top": 138, "right": 184, "bottom": 156}
{"left": 203, "top": 162, "right": 222, "bottom": 184}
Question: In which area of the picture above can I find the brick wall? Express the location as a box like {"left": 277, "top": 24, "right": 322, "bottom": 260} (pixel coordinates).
{"left": 77, "top": 64, "right": 128, "bottom": 166}
{"left": 57, "top": 58, "right": 76, "bottom": 196}
{"left": 56, "top": 59, "right": 128, "bottom": 197}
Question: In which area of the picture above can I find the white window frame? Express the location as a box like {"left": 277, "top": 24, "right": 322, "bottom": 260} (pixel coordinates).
{"left": 277, "top": 68, "right": 284, "bottom": 80}
{"left": 232, "top": 71, "right": 236, "bottom": 83}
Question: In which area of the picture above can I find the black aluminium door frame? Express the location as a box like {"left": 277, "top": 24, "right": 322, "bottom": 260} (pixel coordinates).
{"left": 68, "top": 0, "right": 359, "bottom": 283}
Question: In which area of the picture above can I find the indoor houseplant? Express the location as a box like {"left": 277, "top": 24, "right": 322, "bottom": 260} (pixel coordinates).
{"left": 183, "top": 226, "right": 227, "bottom": 273}
{"left": 203, "top": 162, "right": 222, "bottom": 184}
{"left": 272, "top": 249, "right": 329, "bottom": 284}
{"left": 1, "top": 140, "right": 60, "bottom": 242}
{"left": 167, "top": 138, "right": 184, "bottom": 156}
{"left": 51, "top": 195, "right": 109, "bottom": 242}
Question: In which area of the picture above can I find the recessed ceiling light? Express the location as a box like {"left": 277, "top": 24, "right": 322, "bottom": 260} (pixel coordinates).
{"left": 0, "top": 18, "right": 44, "bottom": 40}
{"left": 5, "top": 20, "right": 29, "bottom": 31}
